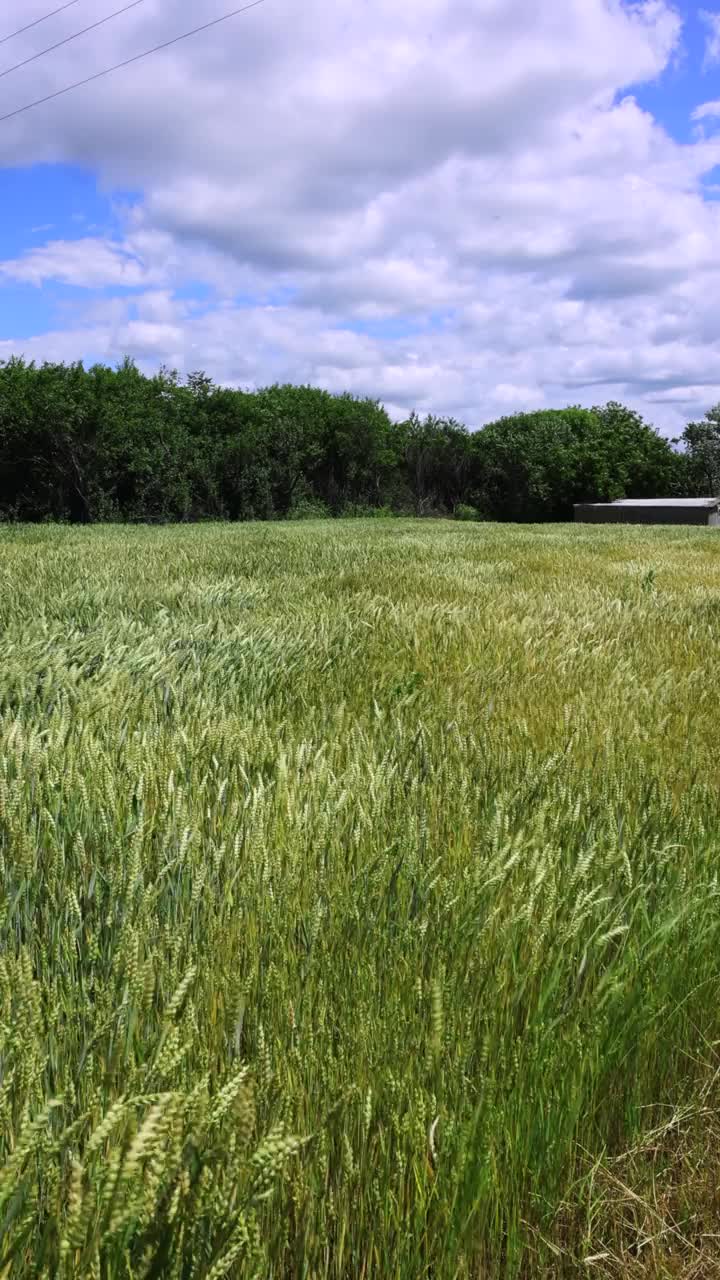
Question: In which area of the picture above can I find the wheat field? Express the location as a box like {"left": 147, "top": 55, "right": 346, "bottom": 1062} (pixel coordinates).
{"left": 1, "top": 519, "right": 719, "bottom": 1278}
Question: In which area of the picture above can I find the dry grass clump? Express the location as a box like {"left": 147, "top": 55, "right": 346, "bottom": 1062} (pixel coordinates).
{"left": 1, "top": 519, "right": 719, "bottom": 1277}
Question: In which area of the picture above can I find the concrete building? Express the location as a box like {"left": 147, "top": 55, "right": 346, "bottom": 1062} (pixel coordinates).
{"left": 574, "top": 498, "right": 720, "bottom": 526}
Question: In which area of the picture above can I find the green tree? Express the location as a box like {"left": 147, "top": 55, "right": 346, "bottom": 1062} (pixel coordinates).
{"left": 0, "top": 357, "right": 102, "bottom": 521}
{"left": 473, "top": 403, "right": 684, "bottom": 522}
{"left": 587, "top": 402, "right": 688, "bottom": 501}
{"left": 395, "top": 413, "right": 475, "bottom": 515}
{"left": 0, "top": 358, "right": 694, "bottom": 524}
{"left": 677, "top": 405, "right": 720, "bottom": 496}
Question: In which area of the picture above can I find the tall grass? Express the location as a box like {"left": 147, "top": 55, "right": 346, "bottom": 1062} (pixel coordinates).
{"left": 1, "top": 519, "right": 719, "bottom": 1278}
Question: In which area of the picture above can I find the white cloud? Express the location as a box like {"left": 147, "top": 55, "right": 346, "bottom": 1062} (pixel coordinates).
{"left": 0, "top": 238, "right": 148, "bottom": 288}
{"left": 3, "top": 0, "right": 720, "bottom": 434}
{"left": 701, "top": 9, "right": 720, "bottom": 67}
{"left": 692, "top": 99, "right": 720, "bottom": 121}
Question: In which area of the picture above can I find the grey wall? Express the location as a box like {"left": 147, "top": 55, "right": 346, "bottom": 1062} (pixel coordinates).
{"left": 574, "top": 505, "right": 718, "bottom": 526}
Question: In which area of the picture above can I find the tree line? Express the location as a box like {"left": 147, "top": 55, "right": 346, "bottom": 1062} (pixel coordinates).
{"left": 0, "top": 355, "right": 717, "bottom": 523}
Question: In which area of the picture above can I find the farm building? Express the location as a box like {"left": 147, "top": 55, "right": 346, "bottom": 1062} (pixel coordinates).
{"left": 574, "top": 498, "right": 720, "bottom": 526}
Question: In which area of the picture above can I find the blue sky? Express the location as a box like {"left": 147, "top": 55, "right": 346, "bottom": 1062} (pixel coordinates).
{"left": 630, "top": 3, "right": 720, "bottom": 213}
{"left": 1, "top": 0, "right": 720, "bottom": 431}
{"left": 0, "top": 166, "right": 126, "bottom": 338}
{"left": 633, "top": 4, "right": 715, "bottom": 135}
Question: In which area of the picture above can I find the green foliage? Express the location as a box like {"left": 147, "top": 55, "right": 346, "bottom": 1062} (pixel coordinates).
{"left": 393, "top": 411, "right": 476, "bottom": 515}
{"left": 0, "top": 357, "right": 705, "bottom": 524}
{"left": 473, "top": 403, "right": 684, "bottom": 521}
{"left": 589, "top": 401, "right": 691, "bottom": 500}
{"left": 677, "top": 403, "right": 720, "bottom": 496}
{"left": 1, "top": 520, "right": 720, "bottom": 1277}
{"left": 453, "top": 502, "right": 480, "bottom": 521}
{"left": 0, "top": 361, "right": 398, "bottom": 524}
{"left": 288, "top": 496, "right": 331, "bottom": 520}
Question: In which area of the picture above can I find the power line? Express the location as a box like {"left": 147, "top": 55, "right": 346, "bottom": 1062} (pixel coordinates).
{"left": 0, "top": 0, "right": 266, "bottom": 125}
{"left": 1, "top": 1, "right": 85, "bottom": 48}
{"left": 1, "top": 0, "right": 147, "bottom": 82}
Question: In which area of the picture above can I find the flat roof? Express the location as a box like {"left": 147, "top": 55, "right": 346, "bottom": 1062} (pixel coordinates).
{"left": 579, "top": 498, "right": 718, "bottom": 509}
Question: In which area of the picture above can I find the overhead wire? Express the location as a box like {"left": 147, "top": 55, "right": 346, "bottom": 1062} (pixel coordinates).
{"left": 0, "top": 0, "right": 148, "bottom": 81}
{"left": 0, "top": 0, "right": 266, "bottom": 125}
{"left": 1, "top": 1, "right": 85, "bottom": 48}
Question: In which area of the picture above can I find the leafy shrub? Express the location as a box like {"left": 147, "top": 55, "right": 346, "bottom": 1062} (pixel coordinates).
{"left": 288, "top": 496, "right": 331, "bottom": 520}
{"left": 454, "top": 503, "right": 480, "bottom": 521}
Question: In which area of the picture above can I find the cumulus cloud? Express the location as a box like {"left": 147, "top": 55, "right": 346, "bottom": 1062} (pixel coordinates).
{"left": 2, "top": 0, "right": 720, "bottom": 432}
